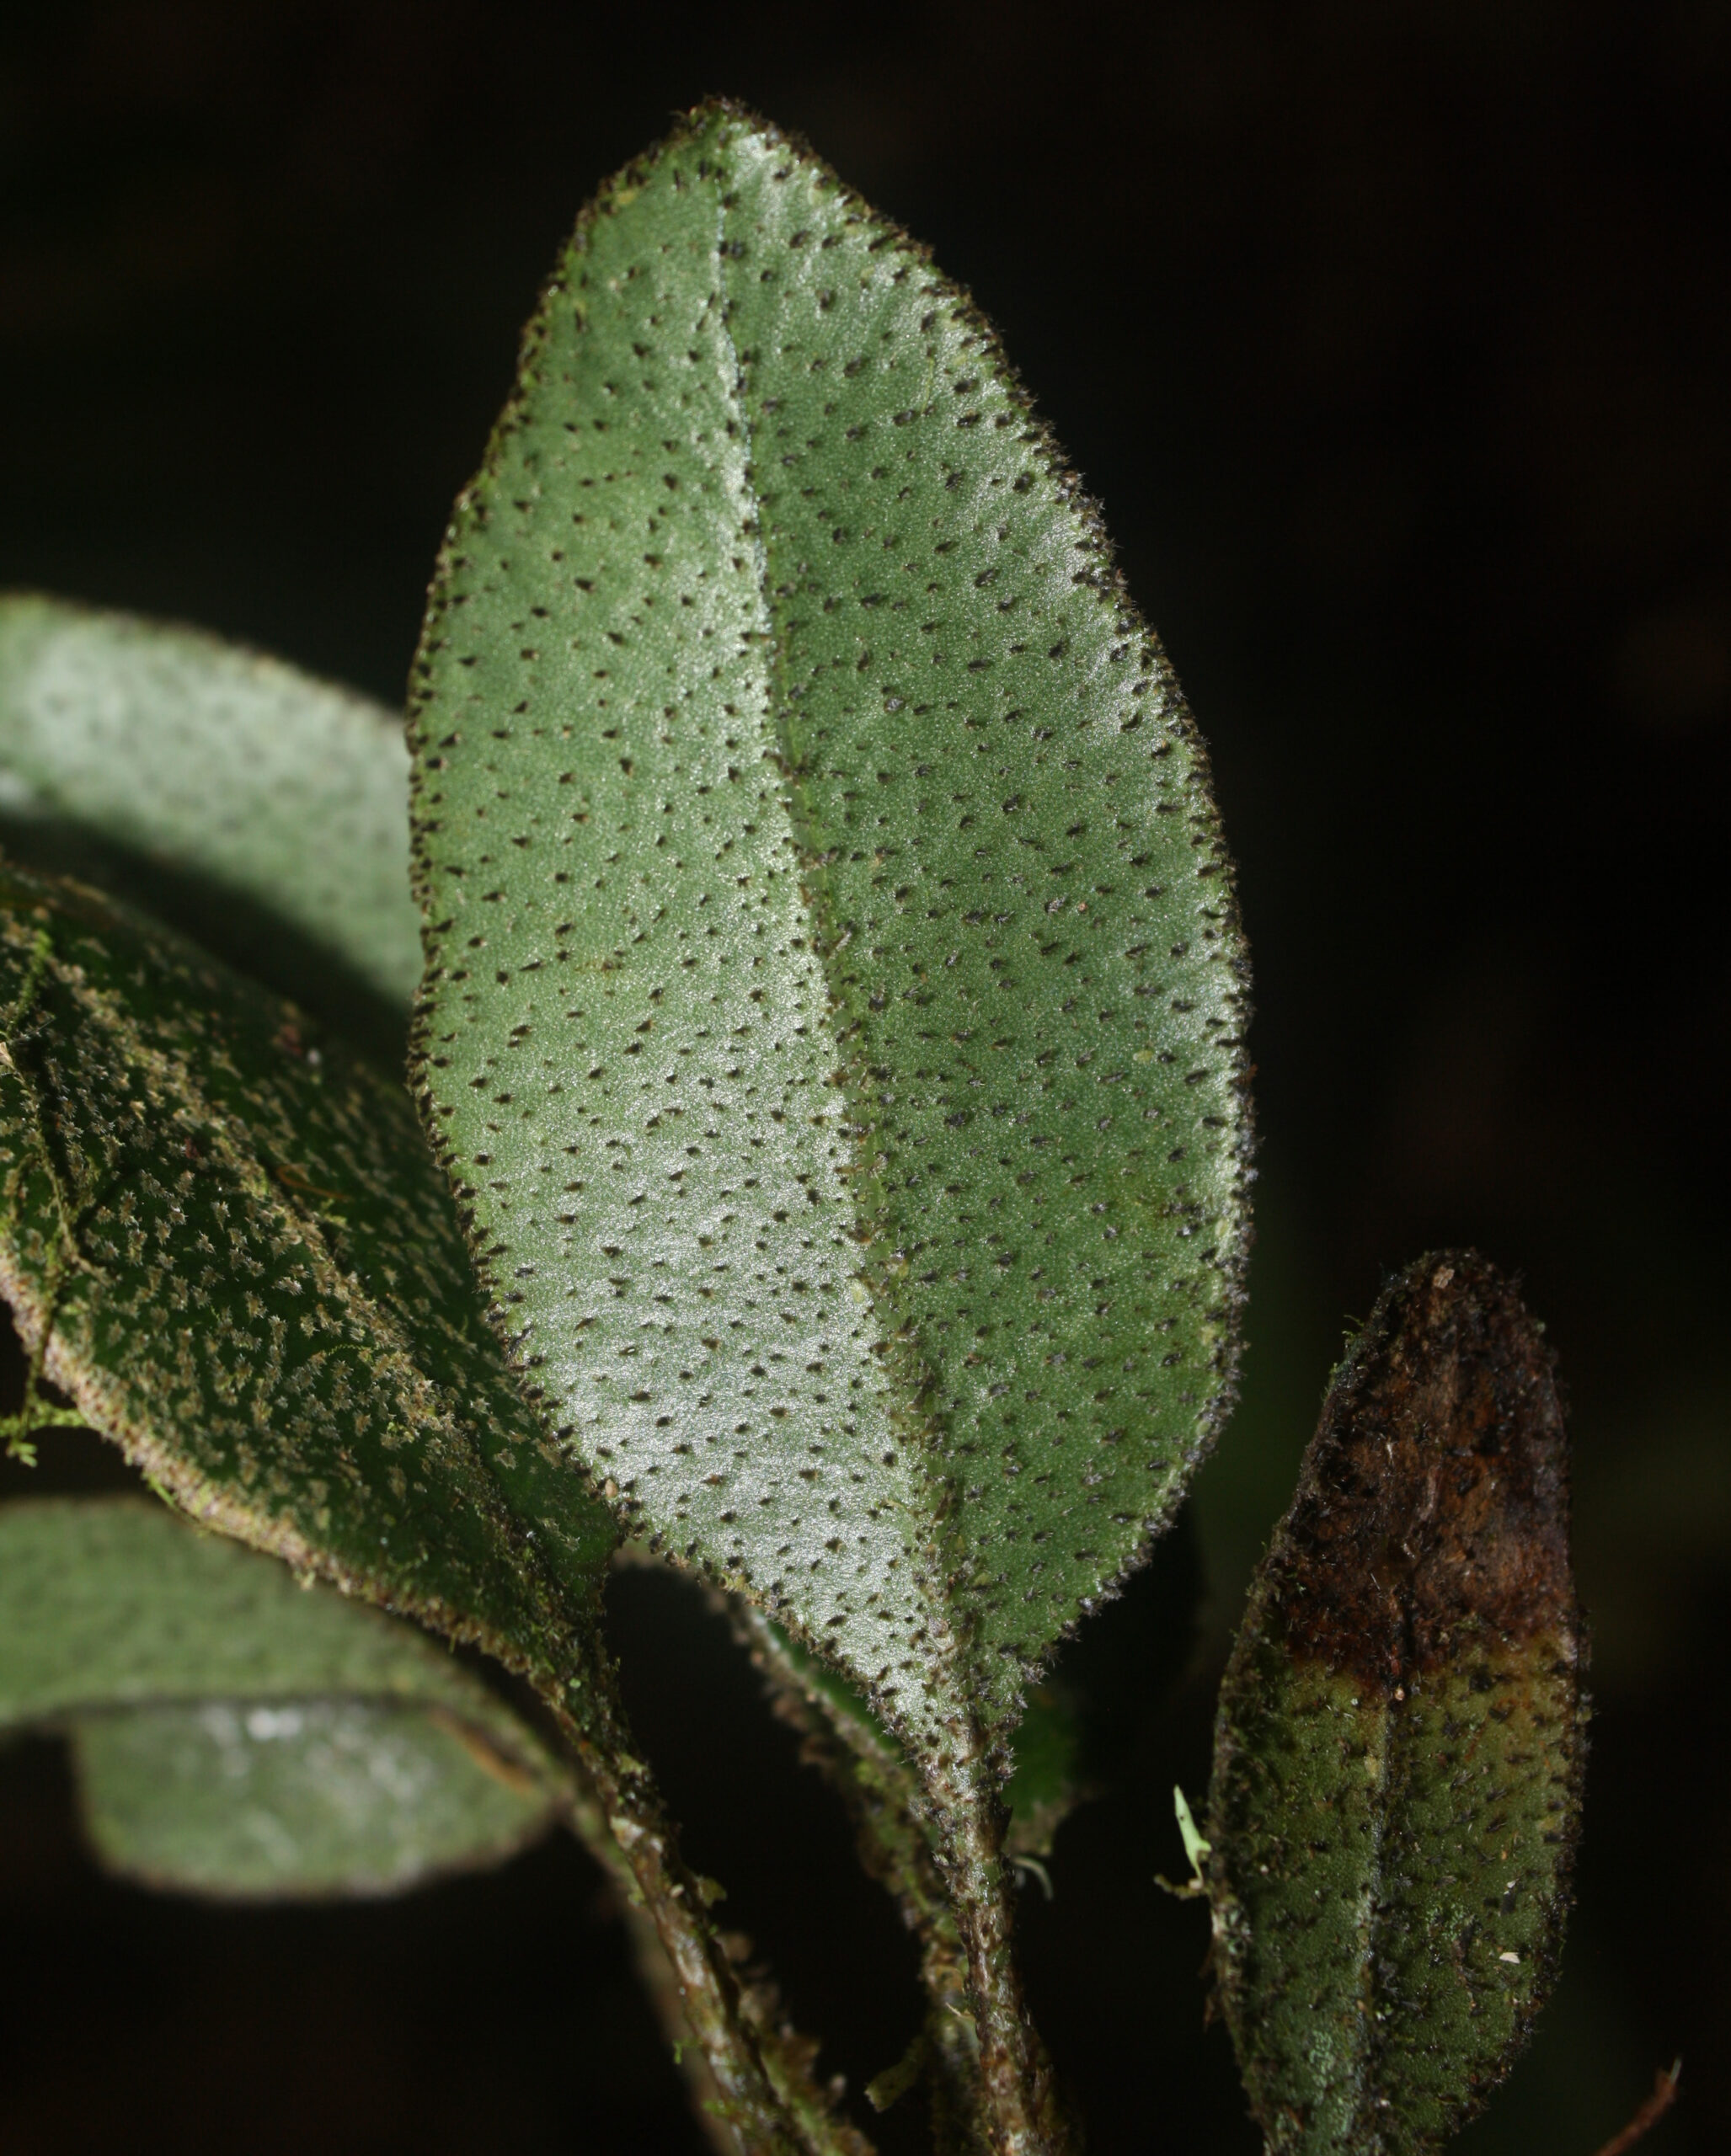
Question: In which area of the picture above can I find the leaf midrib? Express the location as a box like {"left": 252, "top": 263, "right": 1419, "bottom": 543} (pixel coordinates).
{"left": 713, "top": 179, "right": 968, "bottom": 1714}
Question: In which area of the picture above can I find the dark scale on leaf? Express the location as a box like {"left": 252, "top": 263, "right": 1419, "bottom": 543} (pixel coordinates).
{"left": 409, "top": 102, "right": 1250, "bottom": 1765}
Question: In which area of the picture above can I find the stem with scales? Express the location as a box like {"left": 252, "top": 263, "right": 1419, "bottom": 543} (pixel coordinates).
{"left": 926, "top": 1737, "right": 1077, "bottom": 2156}
{"left": 735, "top": 1605, "right": 1075, "bottom": 2156}
{"left": 542, "top": 1626, "right": 875, "bottom": 2156}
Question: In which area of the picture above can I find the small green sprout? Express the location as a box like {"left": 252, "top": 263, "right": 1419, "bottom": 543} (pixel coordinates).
{"left": 1155, "top": 1784, "right": 1212, "bottom": 1901}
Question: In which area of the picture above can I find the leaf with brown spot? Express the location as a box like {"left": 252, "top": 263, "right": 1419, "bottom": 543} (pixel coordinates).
{"left": 1206, "top": 1251, "right": 1585, "bottom": 2154}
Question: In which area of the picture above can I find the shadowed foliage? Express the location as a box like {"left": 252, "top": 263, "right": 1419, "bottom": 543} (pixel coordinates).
{"left": 0, "top": 1497, "right": 561, "bottom": 1897}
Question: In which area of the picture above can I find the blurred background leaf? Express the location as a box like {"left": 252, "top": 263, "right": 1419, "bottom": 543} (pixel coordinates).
{"left": 0, "top": 1496, "right": 562, "bottom": 1897}
{"left": 72, "top": 1698, "right": 550, "bottom": 1898}
{"left": 0, "top": 595, "right": 419, "bottom": 1059}
{"left": 1, "top": 1494, "right": 561, "bottom": 1740}
{"left": 1, "top": 7, "right": 1724, "bottom": 2152}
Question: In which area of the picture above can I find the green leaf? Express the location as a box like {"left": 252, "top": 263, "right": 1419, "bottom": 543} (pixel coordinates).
{"left": 0, "top": 595, "right": 421, "bottom": 1049}
{"left": 72, "top": 1701, "right": 548, "bottom": 1898}
{"left": 0, "top": 861, "right": 617, "bottom": 1691}
{"left": 0, "top": 1494, "right": 555, "bottom": 1740}
{"left": 1205, "top": 1252, "right": 1585, "bottom": 2155}
{"left": 408, "top": 99, "right": 1250, "bottom": 1768}
{"left": 0, "top": 1495, "right": 558, "bottom": 1897}
{"left": 1002, "top": 1685, "right": 1083, "bottom": 1862}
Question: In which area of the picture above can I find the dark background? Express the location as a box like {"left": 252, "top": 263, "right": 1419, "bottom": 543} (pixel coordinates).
{"left": 1, "top": 4, "right": 1726, "bottom": 2150}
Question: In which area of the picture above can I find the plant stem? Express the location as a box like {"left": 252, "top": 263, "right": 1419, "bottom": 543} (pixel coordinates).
{"left": 735, "top": 1604, "right": 989, "bottom": 2151}
{"left": 548, "top": 1763, "right": 736, "bottom": 2155}
{"left": 736, "top": 1609, "right": 1077, "bottom": 2154}
{"left": 925, "top": 1738, "right": 1077, "bottom": 2156}
{"left": 543, "top": 1629, "right": 874, "bottom": 2156}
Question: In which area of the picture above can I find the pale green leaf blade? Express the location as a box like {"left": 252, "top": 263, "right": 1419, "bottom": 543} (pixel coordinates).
{"left": 1205, "top": 1253, "right": 1584, "bottom": 2154}
{"left": 409, "top": 102, "right": 1251, "bottom": 1758}
{"left": 0, "top": 1496, "right": 546, "bottom": 1753}
{"left": 0, "top": 595, "right": 422, "bottom": 1039}
{"left": 0, "top": 864, "right": 617, "bottom": 1691}
{"left": 1, "top": 1495, "right": 559, "bottom": 1897}
{"left": 72, "top": 1699, "right": 551, "bottom": 1898}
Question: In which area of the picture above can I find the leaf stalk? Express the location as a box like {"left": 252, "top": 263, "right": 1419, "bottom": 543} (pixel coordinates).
{"left": 545, "top": 1630, "right": 874, "bottom": 2156}
{"left": 928, "top": 1738, "right": 1077, "bottom": 2156}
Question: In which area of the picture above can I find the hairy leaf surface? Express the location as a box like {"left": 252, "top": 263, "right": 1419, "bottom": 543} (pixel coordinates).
{"left": 0, "top": 595, "right": 420, "bottom": 1045}
{"left": 409, "top": 103, "right": 1250, "bottom": 1758}
{"left": 1, "top": 1497, "right": 558, "bottom": 1896}
{"left": 1206, "top": 1252, "right": 1584, "bottom": 2154}
{"left": 0, "top": 863, "right": 616, "bottom": 1690}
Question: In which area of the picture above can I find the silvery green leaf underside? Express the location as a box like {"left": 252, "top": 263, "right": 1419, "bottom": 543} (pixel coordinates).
{"left": 409, "top": 102, "right": 1251, "bottom": 1760}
